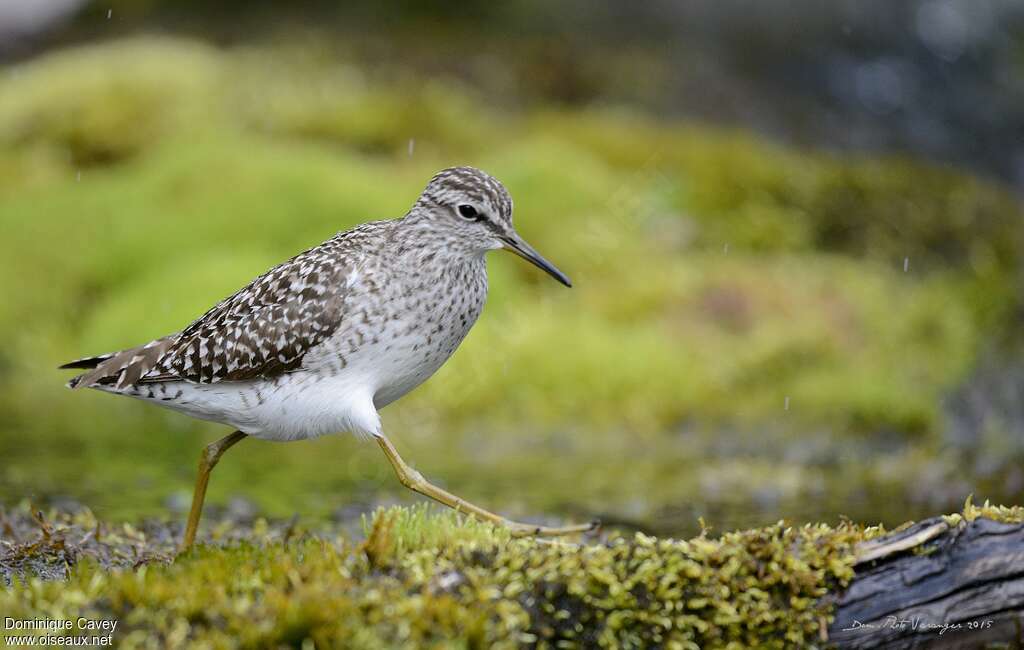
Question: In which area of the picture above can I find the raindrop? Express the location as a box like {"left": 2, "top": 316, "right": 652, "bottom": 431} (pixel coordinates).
{"left": 904, "top": 257, "right": 909, "bottom": 272}
{"left": 784, "top": 396, "right": 791, "bottom": 411}
{"left": 723, "top": 243, "right": 730, "bottom": 254}
{"left": 76, "top": 171, "right": 81, "bottom": 182}
{"left": 107, "top": 8, "right": 112, "bottom": 19}
{"left": 407, "top": 139, "right": 415, "bottom": 157}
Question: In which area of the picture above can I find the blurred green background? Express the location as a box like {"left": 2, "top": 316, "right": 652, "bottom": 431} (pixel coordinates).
{"left": 2, "top": 1, "right": 1023, "bottom": 536}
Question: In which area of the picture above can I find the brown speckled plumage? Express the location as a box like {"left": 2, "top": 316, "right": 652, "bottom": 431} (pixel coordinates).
{"left": 60, "top": 166, "right": 595, "bottom": 548}
{"left": 66, "top": 229, "right": 370, "bottom": 389}
{"left": 61, "top": 167, "right": 566, "bottom": 442}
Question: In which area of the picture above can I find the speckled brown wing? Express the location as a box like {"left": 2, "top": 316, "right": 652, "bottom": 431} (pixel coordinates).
{"left": 141, "top": 237, "right": 353, "bottom": 384}
{"left": 62, "top": 336, "right": 178, "bottom": 390}
{"left": 63, "top": 229, "right": 371, "bottom": 390}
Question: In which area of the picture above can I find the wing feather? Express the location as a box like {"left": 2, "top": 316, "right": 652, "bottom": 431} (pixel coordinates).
{"left": 143, "top": 236, "right": 353, "bottom": 383}
{"left": 62, "top": 223, "right": 390, "bottom": 390}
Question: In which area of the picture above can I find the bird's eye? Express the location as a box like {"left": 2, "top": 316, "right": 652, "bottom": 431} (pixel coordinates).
{"left": 457, "top": 204, "right": 481, "bottom": 220}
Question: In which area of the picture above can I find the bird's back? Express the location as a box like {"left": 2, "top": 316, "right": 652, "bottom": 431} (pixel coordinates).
{"left": 64, "top": 221, "right": 392, "bottom": 391}
{"left": 61, "top": 217, "right": 490, "bottom": 439}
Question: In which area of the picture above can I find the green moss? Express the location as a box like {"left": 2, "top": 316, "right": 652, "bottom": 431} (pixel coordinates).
{"left": 0, "top": 504, "right": 863, "bottom": 648}
{"left": 5, "top": 502, "right": 1021, "bottom": 648}
{"left": 0, "top": 38, "right": 225, "bottom": 176}
{"left": 1, "top": 36, "right": 1021, "bottom": 532}
{"left": 943, "top": 496, "right": 1024, "bottom": 528}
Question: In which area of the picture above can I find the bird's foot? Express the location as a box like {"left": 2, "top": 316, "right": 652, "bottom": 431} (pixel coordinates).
{"left": 506, "top": 519, "right": 601, "bottom": 538}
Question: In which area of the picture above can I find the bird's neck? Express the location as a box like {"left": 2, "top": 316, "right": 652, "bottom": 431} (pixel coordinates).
{"left": 395, "top": 212, "right": 491, "bottom": 259}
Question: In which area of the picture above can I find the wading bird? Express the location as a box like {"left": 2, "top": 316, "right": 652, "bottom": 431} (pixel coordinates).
{"left": 61, "top": 167, "right": 597, "bottom": 551}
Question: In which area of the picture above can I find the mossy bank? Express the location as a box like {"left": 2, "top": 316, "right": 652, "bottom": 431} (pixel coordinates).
{"left": 4, "top": 502, "right": 1023, "bottom": 648}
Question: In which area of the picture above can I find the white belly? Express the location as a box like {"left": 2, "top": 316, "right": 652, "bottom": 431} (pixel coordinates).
{"left": 112, "top": 329, "right": 461, "bottom": 442}
{"left": 112, "top": 372, "right": 382, "bottom": 442}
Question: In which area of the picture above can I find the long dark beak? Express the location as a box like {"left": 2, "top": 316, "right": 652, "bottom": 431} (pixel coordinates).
{"left": 500, "top": 232, "right": 572, "bottom": 287}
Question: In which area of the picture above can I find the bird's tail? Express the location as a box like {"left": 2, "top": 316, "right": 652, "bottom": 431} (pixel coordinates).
{"left": 59, "top": 353, "right": 115, "bottom": 370}
{"left": 59, "top": 353, "right": 115, "bottom": 388}
{"left": 59, "top": 337, "right": 175, "bottom": 389}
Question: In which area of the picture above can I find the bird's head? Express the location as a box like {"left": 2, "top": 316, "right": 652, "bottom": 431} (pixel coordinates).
{"left": 410, "top": 166, "right": 572, "bottom": 287}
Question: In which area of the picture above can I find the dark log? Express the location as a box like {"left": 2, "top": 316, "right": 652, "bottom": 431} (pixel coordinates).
{"left": 829, "top": 516, "right": 1024, "bottom": 649}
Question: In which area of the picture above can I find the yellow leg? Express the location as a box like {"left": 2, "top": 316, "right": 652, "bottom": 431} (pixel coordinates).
{"left": 180, "top": 430, "right": 247, "bottom": 552}
{"left": 374, "top": 433, "right": 598, "bottom": 537}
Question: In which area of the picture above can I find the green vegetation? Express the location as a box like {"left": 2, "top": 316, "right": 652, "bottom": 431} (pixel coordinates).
{"left": 3, "top": 502, "right": 1022, "bottom": 648}
{"left": 1, "top": 37, "right": 1022, "bottom": 534}
{"left": 0, "top": 503, "right": 867, "bottom": 648}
